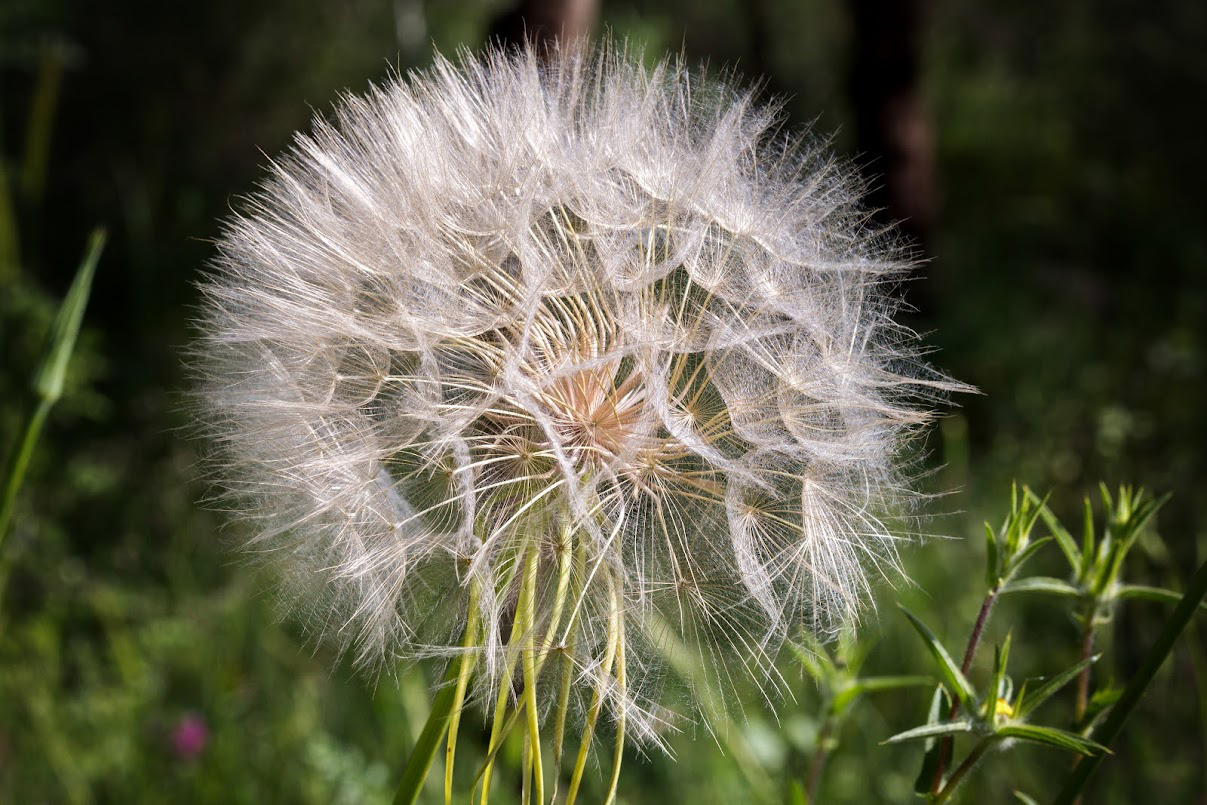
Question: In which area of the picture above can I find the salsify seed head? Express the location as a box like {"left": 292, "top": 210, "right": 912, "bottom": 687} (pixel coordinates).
{"left": 194, "top": 40, "right": 959, "bottom": 744}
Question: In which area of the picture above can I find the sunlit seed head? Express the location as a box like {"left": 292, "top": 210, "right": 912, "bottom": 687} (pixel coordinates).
{"left": 192, "top": 38, "right": 965, "bottom": 745}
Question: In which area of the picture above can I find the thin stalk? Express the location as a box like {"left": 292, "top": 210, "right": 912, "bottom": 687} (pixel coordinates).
{"left": 960, "top": 587, "right": 999, "bottom": 675}
{"left": 551, "top": 532, "right": 585, "bottom": 802}
{"left": 1054, "top": 555, "right": 1207, "bottom": 805}
{"left": 0, "top": 229, "right": 105, "bottom": 599}
{"left": 394, "top": 657, "right": 467, "bottom": 805}
{"left": 934, "top": 736, "right": 996, "bottom": 804}
{"left": 1073, "top": 614, "right": 1096, "bottom": 726}
{"left": 0, "top": 399, "right": 52, "bottom": 546}
{"left": 521, "top": 738, "right": 532, "bottom": 805}
{"left": 481, "top": 541, "right": 533, "bottom": 805}
{"left": 931, "top": 584, "right": 999, "bottom": 794}
{"left": 566, "top": 566, "right": 621, "bottom": 805}
{"left": 804, "top": 716, "right": 834, "bottom": 803}
{"left": 604, "top": 577, "right": 626, "bottom": 805}
{"left": 471, "top": 529, "right": 577, "bottom": 799}
{"left": 445, "top": 580, "right": 481, "bottom": 804}
{"left": 520, "top": 536, "right": 544, "bottom": 804}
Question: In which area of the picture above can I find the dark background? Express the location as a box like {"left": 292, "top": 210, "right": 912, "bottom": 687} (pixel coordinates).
{"left": 2, "top": 1, "right": 1204, "bottom": 802}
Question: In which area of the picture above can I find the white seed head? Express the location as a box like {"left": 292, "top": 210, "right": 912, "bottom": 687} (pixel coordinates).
{"left": 193, "top": 40, "right": 958, "bottom": 743}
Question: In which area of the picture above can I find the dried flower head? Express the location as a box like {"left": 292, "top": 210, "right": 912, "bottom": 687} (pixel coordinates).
{"left": 193, "top": 39, "right": 958, "bottom": 795}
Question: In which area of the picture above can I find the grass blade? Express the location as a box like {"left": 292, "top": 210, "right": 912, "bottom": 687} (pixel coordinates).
{"left": 0, "top": 229, "right": 105, "bottom": 546}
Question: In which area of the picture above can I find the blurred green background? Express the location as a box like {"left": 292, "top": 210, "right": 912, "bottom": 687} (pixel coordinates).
{"left": 2, "top": 0, "right": 1204, "bottom": 802}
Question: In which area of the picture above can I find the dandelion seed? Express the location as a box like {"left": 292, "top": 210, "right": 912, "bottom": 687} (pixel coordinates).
{"left": 192, "top": 38, "right": 961, "bottom": 800}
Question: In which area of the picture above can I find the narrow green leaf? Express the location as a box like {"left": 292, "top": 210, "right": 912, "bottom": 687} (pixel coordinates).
{"left": 1037, "top": 499, "right": 1081, "bottom": 573}
{"left": 884, "top": 720, "right": 976, "bottom": 745}
{"left": 1092, "top": 539, "right": 1125, "bottom": 598}
{"left": 913, "top": 685, "right": 949, "bottom": 795}
{"left": 1016, "top": 655, "right": 1098, "bottom": 718}
{"left": 1004, "top": 482, "right": 1022, "bottom": 555}
{"left": 1082, "top": 686, "right": 1123, "bottom": 732}
{"left": 1079, "top": 497, "right": 1096, "bottom": 584}
{"left": 898, "top": 606, "right": 978, "bottom": 711}
{"left": 1007, "top": 536, "right": 1054, "bottom": 579}
{"left": 1018, "top": 489, "right": 1048, "bottom": 550}
{"left": 1013, "top": 790, "right": 1041, "bottom": 805}
{"left": 988, "top": 634, "right": 1013, "bottom": 718}
{"left": 985, "top": 521, "right": 1000, "bottom": 587}
{"left": 999, "top": 576, "right": 1080, "bottom": 597}
{"left": 33, "top": 229, "right": 106, "bottom": 403}
{"left": 0, "top": 230, "right": 105, "bottom": 547}
{"left": 394, "top": 665, "right": 461, "bottom": 805}
{"left": 832, "top": 675, "right": 933, "bottom": 713}
{"left": 789, "top": 780, "right": 807, "bottom": 805}
{"left": 1115, "top": 584, "right": 1207, "bottom": 609}
{"left": 995, "top": 724, "right": 1107, "bottom": 756}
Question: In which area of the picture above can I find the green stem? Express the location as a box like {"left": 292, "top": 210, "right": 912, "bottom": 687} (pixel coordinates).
{"left": 551, "top": 532, "right": 584, "bottom": 802}
{"left": 604, "top": 576, "right": 626, "bottom": 805}
{"left": 804, "top": 716, "right": 834, "bottom": 803}
{"left": 1053, "top": 554, "right": 1207, "bottom": 804}
{"left": 445, "top": 580, "right": 480, "bottom": 804}
{"left": 394, "top": 658, "right": 466, "bottom": 805}
{"left": 931, "top": 584, "right": 999, "bottom": 794}
{"left": 566, "top": 565, "right": 621, "bottom": 805}
{"left": 521, "top": 537, "right": 544, "bottom": 804}
{"left": 1073, "top": 612, "right": 1096, "bottom": 726}
{"left": 0, "top": 228, "right": 105, "bottom": 561}
{"left": 0, "top": 399, "right": 52, "bottom": 548}
{"left": 934, "top": 737, "right": 996, "bottom": 804}
{"left": 481, "top": 542, "right": 532, "bottom": 805}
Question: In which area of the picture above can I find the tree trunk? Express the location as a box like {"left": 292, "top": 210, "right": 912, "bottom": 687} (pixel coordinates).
{"left": 849, "top": 0, "right": 936, "bottom": 273}
{"left": 489, "top": 0, "right": 599, "bottom": 49}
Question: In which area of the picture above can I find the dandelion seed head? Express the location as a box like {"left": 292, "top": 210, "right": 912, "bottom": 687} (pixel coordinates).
{"left": 193, "top": 40, "right": 960, "bottom": 742}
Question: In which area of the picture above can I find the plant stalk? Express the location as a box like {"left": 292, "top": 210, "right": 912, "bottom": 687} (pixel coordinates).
{"left": 804, "top": 716, "right": 833, "bottom": 803}
{"left": 394, "top": 658, "right": 466, "bottom": 805}
{"left": 931, "top": 584, "right": 999, "bottom": 794}
{"left": 1073, "top": 615, "right": 1096, "bottom": 726}
{"left": 934, "top": 737, "right": 996, "bottom": 804}
{"left": 1053, "top": 555, "right": 1207, "bottom": 804}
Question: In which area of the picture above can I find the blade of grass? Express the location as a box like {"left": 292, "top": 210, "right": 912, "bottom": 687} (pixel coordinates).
{"left": 0, "top": 228, "right": 105, "bottom": 546}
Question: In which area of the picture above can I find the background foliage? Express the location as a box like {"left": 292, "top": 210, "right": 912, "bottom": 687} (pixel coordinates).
{"left": 1, "top": 0, "right": 1204, "bottom": 802}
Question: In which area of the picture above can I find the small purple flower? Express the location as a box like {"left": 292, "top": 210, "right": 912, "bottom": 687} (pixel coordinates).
{"left": 169, "top": 713, "right": 209, "bottom": 760}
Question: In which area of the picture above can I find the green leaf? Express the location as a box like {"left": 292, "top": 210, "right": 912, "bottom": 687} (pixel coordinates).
{"left": 33, "top": 228, "right": 105, "bottom": 403}
{"left": 996, "top": 724, "right": 1107, "bottom": 756}
{"left": 898, "top": 606, "right": 978, "bottom": 711}
{"left": 1079, "top": 496, "right": 1096, "bottom": 584}
{"left": 393, "top": 665, "right": 462, "bottom": 805}
{"left": 1004, "top": 482, "right": 1023, "bottom": 555}
{"left": 1016, "top": 655, "right": 1098, "bottom": 718}
{"left": 1000, "top": 576, "right": 1081, "bottom": 597}
{"left": 1007, "top": 536, "right": 1053, "bottom": 579}
{"left": 913, "top": 685, "right": 949, "bottom": 795}
{"left": 832, "top": 675, "right": 933, "bottom": 713}
{"left": 0, "top": 230, "right": 105, "bottom": 545}
{"left": 1017, "top": 488, "right": 1049, "bottom": 552}
{"left": 1082, "top": 686, "right": 1123, "bottom": 732}
{"left": 1013, "top": 790, "right": 1041, "bottom": 805}
{"left": 884, "top": 719, "right": 976, "bottom": 745}
{"left": 1115, "top": 584, "right": 1207, "bottom": 609}
{"left": 1036, "top": 496, "right": 1081, "bottom": 574}
{"left": 987, "top": 634, "right": 1013, "bottom": 718}
{"left": 985, "top": 521, "right": 1000, "bottom": 587}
